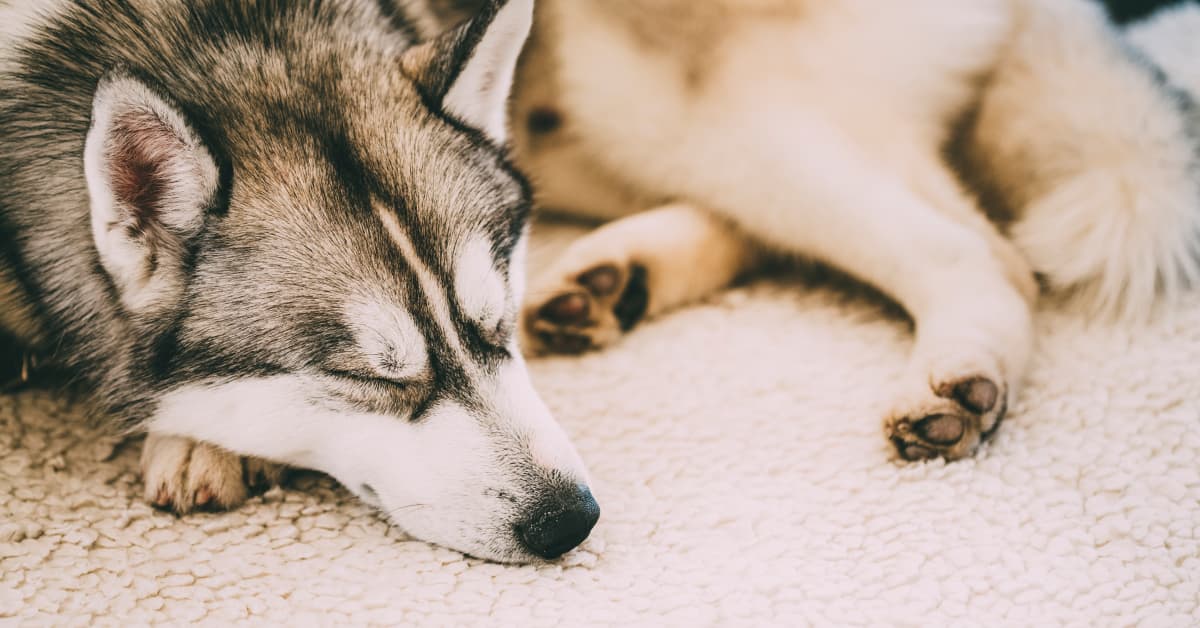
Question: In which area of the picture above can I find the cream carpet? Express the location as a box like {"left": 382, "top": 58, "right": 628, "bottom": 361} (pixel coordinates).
{"left": 2, "top": 221, "right": 1199, "bottom": 625}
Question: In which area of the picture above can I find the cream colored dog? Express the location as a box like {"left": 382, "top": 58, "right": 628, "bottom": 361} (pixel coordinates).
{"left": 511, "top": 0, "right": 1200, "bottom": 461}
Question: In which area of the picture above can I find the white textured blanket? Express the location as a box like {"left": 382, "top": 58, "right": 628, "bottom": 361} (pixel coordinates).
{"left": 2, "top": 222, "right": 1198, "bottom": 625}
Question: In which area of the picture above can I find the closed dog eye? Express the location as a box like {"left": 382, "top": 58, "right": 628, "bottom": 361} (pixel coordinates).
{"left": 469, "top": 315, "right": 514, "bottom": 356}
{"left": 322, "top": 368, "right": 422, "bottom": 390}
{"left": 319, "top": 368, "right": 434, "bottom": 416}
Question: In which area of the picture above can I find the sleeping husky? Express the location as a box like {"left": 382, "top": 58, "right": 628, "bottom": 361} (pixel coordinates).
{"left": 3, "top": 0, "right": 1197, "bottom": 564}
{"left": 511, "top": 0, "right": 1200, "bottom": 462}
{"left": 0, "top": 0, "right": 599, "bottom": 563}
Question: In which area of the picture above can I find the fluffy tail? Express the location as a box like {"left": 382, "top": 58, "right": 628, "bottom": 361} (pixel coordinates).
{"left": 967, "top": 0, "right": 1200, "bottom": 320}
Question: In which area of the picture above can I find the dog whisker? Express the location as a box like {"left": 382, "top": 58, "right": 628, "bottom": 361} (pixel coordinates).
{"left": 384, "top": 503, "right": 429, "bottom": 517}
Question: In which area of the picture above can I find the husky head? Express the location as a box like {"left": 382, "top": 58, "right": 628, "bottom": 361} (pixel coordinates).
{"left": 77, "top": 0, "right": 595, "bottom": 563}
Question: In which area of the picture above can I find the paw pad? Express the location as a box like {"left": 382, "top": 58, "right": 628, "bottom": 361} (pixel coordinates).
{"left": 539, "top": 293, "right": 591, "bottom": 325}
{"left": 887, "top": 375, "right": 1008, "bottom": 462}
{"left": 578, "top": 265, "right": 622, "bottom": 297}
{"left": 913, "top": 414, "right": 965, "bottom": 445}
{"left": 526, "top": 262, "right": 650, "bottom": 354}
{"left": 947, "top": 378, "right": 998, "bottom": 414}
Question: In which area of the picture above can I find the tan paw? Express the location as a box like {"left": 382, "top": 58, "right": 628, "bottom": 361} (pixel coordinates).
{"left": 523, "top": 261, "right": 649, "bottom": 355}
{"left": 140, "top": 434, "right": 287, "bottom": 514}
{"left": 885, "top": 375, "right": 1007, "bottom": 462}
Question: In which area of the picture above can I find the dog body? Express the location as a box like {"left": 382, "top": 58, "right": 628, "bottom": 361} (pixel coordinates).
{"left": 0, "top": 0, "right": 599, "bottom": 563}
{"left": 513, "top": 0, "right": 1200, "bottom": 459}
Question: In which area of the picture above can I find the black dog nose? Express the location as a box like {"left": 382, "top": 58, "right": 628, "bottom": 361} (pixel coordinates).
{"left": 516, "top": 485, "right": 600, "bottom": 560}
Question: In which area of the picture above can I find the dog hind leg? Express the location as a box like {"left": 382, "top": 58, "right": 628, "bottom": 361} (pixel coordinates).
{"left": 523, "top": 203, "right": 759, "bottom": 354}
{"left": 655, "top": 117, "right": 1036, "bottom": 461}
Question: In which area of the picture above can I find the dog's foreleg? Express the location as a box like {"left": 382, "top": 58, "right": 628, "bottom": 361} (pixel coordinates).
{"left": 522, "top": 203, "right": 758, "bottom": 354}
{"left": 664, "top": 119, "right": 1036, "bottom": 461}
{"left": 141, "top": 433, "right": 287, "bottom": 514}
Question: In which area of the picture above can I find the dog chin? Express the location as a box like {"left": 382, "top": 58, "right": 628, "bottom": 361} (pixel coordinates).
{"left": 148, "top": 375, "right": 597, "bottom": 562}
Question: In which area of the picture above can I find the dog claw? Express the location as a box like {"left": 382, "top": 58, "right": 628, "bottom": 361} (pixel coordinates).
{"left": 141, "top": 436, "right": 282, "bottom": 515}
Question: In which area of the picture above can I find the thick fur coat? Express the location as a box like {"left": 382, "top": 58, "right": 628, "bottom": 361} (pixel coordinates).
{"left": 511, "top": 0, "right": 1200, "bottom": 460}
{"left": 0, "top": 0, "right": 599, "bottom": 563}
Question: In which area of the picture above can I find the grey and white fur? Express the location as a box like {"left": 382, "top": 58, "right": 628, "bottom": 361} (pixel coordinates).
{"left": 0, "top": 0, "right": 598, "bottom": 563}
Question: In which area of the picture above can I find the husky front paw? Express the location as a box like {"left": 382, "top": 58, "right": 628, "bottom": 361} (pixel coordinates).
{"left": 885, "top": 375, "right": 1007, "bottom": 462}
{"left": 524, "top": 261, "right": 650, "bottom": 354}
{"left": 140, "top": 434, "right": 286, "bottom": 514}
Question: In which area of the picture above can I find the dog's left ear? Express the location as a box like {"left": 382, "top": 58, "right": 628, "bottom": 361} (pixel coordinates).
{"left": 84, "top": 72, "right": 220, "bottom": 314}
{"left": 402, "top": 0, "right": 533, "bottom": 144}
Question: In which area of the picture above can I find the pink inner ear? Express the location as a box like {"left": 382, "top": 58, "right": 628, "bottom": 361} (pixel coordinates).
{"left": 107, "top": 110, "right": 184, "bottom": 232}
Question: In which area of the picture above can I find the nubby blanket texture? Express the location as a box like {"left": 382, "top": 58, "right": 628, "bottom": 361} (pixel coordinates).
{"left": 2, "top": 223, "right": 1198, "bottom": 625}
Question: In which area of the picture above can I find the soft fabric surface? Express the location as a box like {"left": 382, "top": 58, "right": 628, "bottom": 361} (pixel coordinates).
{"left": 2, "top": 221, "right": 1198, "bottom": 625}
